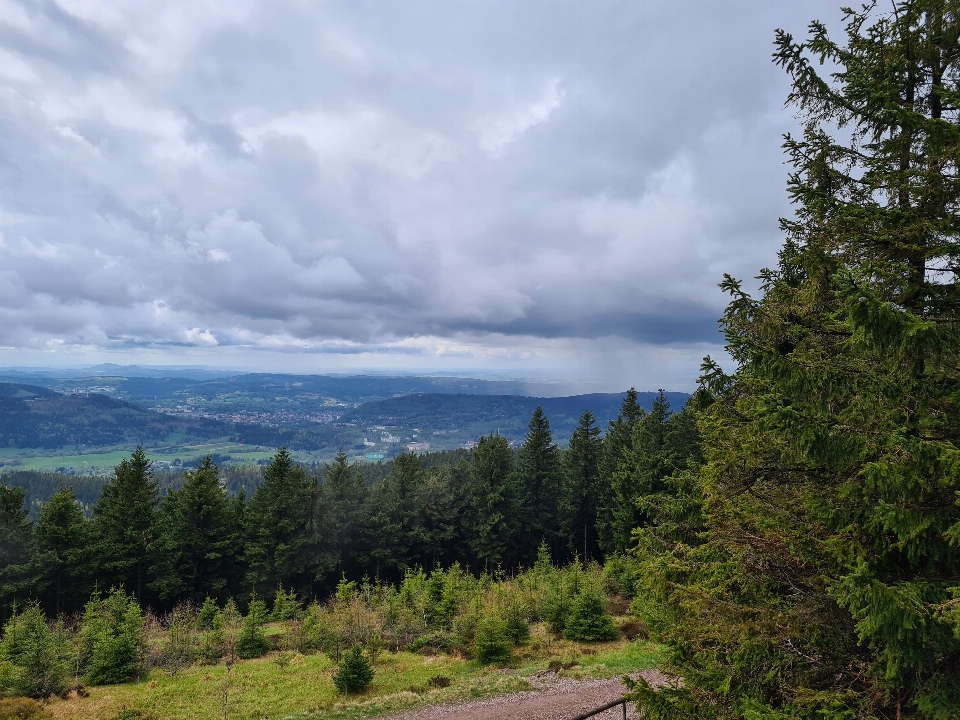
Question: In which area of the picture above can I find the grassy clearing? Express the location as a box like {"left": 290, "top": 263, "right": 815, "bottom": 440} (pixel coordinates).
{"left": 46, "top": 624, "right": 661, "bottom": 720}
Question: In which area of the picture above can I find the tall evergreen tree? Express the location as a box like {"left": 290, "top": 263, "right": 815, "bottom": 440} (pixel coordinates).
{"left": 0, "top": 485, "right": 36, "bottom": 619}
{"left": 92, "top": 447, "right": 159, "bottom": 601}
{"left": 561, "top": 410, "right": 602, "bottom": 561}
{"left": 609, "top": 391, "right": 672, "bottom": 553}
{"left": 35, "top": 487, "right": 90, "bottom": 614}
{"left": 323, "top": 450, "right": 368, "bottom": 578}
{"left": 596, "top": 388, "right": 644, "bottom": 556}
{"left": 516, "top": 407, "right": 562, "bottom": 561}
{"left": 467, "top": 434, "right": 518, "bottom": 569}
{"left": 368, "top": 451, "right": 424, "bottom": 578}
{"left": 245, "top": 448, "right": 330, "bottom": 599}
{"left": 634, "top": 3, "right": 960, "bottom": 718}
{"left": 152, "top": 456, "right": 239, "bottom": 604}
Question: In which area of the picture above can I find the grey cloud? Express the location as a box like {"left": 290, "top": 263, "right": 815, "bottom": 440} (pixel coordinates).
{"left": 0, "top": 0, "right": 844, "bottom": 385}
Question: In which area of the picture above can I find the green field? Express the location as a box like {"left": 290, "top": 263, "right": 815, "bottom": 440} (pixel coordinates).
{"left": 46, "top": 627, "right": 661, "bottom": 720}
{"left": 0, "top": 442, "right": 317, "bottom": 474}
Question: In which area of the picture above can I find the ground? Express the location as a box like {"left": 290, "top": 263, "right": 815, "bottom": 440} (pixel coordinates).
{"left": 45, "top": 624, "right": 662, "bottom": 720}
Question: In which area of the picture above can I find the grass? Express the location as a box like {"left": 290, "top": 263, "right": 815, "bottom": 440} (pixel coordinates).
{"left": 0, "top": 442, "right": 311, "bottom": 474}
{"left": 45, "top": 623, "right": 662, "bottom": 720}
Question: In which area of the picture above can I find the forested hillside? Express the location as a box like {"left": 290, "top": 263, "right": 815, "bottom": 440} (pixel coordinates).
{"left": 0, "top": 390, "right": 697, "bottom": 618}
{"left": 0, "top": 383, "right": 234, "bottom": 449}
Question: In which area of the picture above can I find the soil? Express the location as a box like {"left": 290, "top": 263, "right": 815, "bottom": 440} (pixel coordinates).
{"left": 383, "top": 668, "right": 677, "bottom": 720}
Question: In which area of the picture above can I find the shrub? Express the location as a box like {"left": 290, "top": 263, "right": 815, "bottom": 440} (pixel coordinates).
{"left": 472, "top": 617, "right": 511, "bottom": 665}
{"left": 198, "top": 597, "right": 218, "bottom": 630}
{"left": 151, "top": 605, "right": 198, "bottom": 676}
{"left": 0, "top": 604, "right": 69, "bottom": 698}
{"left": 332, "top": 647, "right": 374, "bottom": 695}
{"left": 0, "top": 698, "right": 53, "bottom": 720}
{"left": 79, "top": 588, "right": 144, "bottom": 686}
{"left": 234, "top": 613, "right": 268, "bottom": 660}
{"left": 502, "top": 600, "right": 530, "bottom": 645}
{"left": 270, "top": 588, "right": 300, "bottom": 622}
{"left": 563, "top": 589, "right": 618, "bottom": 642}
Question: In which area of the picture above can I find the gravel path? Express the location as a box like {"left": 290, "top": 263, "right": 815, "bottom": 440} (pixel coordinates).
{"left": 383, "top": 668, "right": 674, "bottom": 720}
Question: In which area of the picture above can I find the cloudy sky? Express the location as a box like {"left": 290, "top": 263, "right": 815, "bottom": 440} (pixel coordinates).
{"left": 0, "top": 0, "right": 842, "bottom": 390}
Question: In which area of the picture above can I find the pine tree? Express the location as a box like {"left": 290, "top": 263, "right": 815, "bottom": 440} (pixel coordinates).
{"left": 245, "top": 448, "right": 330, "bottom": 599}
{"left": 35, "top": 487, "right": 91, "bottom": 614}
{"left": 609, "top": 391, "right": 672, "bottom": 553}
{"left": 323, "top": 450, "right": 368, "bottom": 578}
{"left": 596, "top": 389, "right": 644, "bottom": 556}
{"left": 634, "top": 3, "right": 960, "bottom": 718}
{"left": 0, "top": 486, "right": 36, "bottom": 620}
{"left": 467, "top": 434, "right": 518, "bottom": 569}
{"left": 516, "top": 407, "right": 562, "bottom": 562}
{"left": 561, "top": 410, "right": 602, "bottom": 561}
{"left": 152, "top": 456, "right": 238, "bottom": 604}
{"left": 368, "top": 451, "right": 423, "bottom": 578}
{"left": 92, "top": 447, "right": 158, "bottom": 602}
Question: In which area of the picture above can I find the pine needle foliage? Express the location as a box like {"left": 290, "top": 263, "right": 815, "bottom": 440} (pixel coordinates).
{"left": 632, "top": 2, "right": 960, "bottom": 718}
{"left": 332, "top": 646, "right": 374, "bottom": 695}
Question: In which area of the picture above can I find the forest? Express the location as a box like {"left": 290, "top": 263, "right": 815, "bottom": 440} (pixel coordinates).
{"left": 2, "top": 1, "right": 960, "bottom": 719}
{"left": 0, "top": 390, "right": 694, "bottom": 616}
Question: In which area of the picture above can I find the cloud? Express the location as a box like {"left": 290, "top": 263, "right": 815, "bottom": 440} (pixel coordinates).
{"left": 0, "top": 0, "right": 845, "bottom": 388}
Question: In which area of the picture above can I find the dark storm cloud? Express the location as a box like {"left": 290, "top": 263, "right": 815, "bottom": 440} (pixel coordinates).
{"left": 0, "top": 0, "right": 843, "bottom": 382}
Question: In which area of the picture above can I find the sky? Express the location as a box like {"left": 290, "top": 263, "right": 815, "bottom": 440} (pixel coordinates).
{"left": 0, "top": 0, "right": 843, "bottom": 391}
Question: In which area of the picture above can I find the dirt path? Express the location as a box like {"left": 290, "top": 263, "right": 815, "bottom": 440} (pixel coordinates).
{"left": 383, "top": 668, "right": 674, "bottom": 720}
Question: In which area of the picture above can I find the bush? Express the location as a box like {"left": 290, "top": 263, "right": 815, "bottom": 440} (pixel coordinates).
{"left": 198, "top": 597, "right": 218, "bottom": 630}
{"left": 0, "top": 605, "right": 69, "bottom": 698}
{"left": 472, "top": 617, "right": 511, "bottom": 665}
{"left": 0, "top": 698, "right": 53, "bottom": 720}
{"left": 79, "top": 588, "right": 144, "bottom": 686}
{"left": 234, "top": 614, "right": 269, "bottom": 660}
{"left": 502, "top": 600, "right": 529, "bottom": 645}
{"left": 563, "top": 589, "right": 619, "bottom": 642}
{"left": 332, "top": 647, "right": 374, "bottom": 695}
{"left": 270, "top": 588, "right": 300, "bottom": 621}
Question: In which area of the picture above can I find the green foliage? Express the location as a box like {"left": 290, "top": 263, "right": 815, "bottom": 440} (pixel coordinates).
{"left": 516, "top": 407, "right": 562, "bottom": 561}
{"left": 151, "top": 456, "right": 239, "bottom": 604}
{"left": 92, "top": 447, "right": 159, "bottom": 601}
{"left": 197, "top": 597, "right": 218, "bottom": 630}
{"left": 270, "top": 587, "right": 300, "bottom": 621}
{"left": 79, "top": 588, "right": 143, "bottom": 686}
{"left": 467, "top": 435, "right": 517, "bottom": 567}
{"left": 0, "top": 604, "right": 69, "bottom": 698}
{"left": 471, "top": 617, "right": 511, "bottom": 665}
{"left": 235, "top": 601, "right": 269, "bottom": 660}
{"left": 563, "top": 588, "right": 618, "bottom": 642}
{"left": 631, "top": 3, "right": 960, "bottom": 718}
{"left": 561, "top": 410, "right": 602, "bottom": 560}
{"left": 0, "top": 487, "right": 37, "bottom": 617}
{"left": 244, "top": 448, "right": 330, "bottom": 599}
{"left": 0, "top": 697, "right": 53, "bottom": 720}
{"left": 332, "top": 646, "right": 374, "bottom": 695}
{"left": 35, "top": 487, "right": 90, "bottom": 615}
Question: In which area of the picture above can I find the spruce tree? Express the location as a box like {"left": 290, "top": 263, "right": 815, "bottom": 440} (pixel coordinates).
{"left": 634, "top": 3, "right": 960, "bottom": 718}
{"left": 467, "top": 434, "right": 518, "bottom": 569}
{"left": 152, "top": 456, "right": 238, "bottom": 604}
{"left": 561, "top": 410, "right": 602, "bottom": 561}
{"left": 323, "top": 450, "right": 368, "bottom": 578}
{"left": 245, "top": 448, "right": 330, "bottom": 598}
{"left": 596, "top": 388, "right": 644, "bottom": 556}
{"left": 35, "top": 487, "right": 90, "bottom": 614}
{"left": 368, "top": 451, "right": 423, "bottom": 578}
{"left": 516, "top": 407, "right": 562, "bottom": 562}
{"left": 0, "top": 486, "right": 36, "bottom": 620}
{"left": 92, "top": 447, "right": 158, "bottom": 602}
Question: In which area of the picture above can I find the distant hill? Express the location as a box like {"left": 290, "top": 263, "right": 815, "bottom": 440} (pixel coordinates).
{"left": 0, "top": 382, "right": 233, "bottom": 449}
{"left": 337, "top": 391, "right": 690, "bottom": 445}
